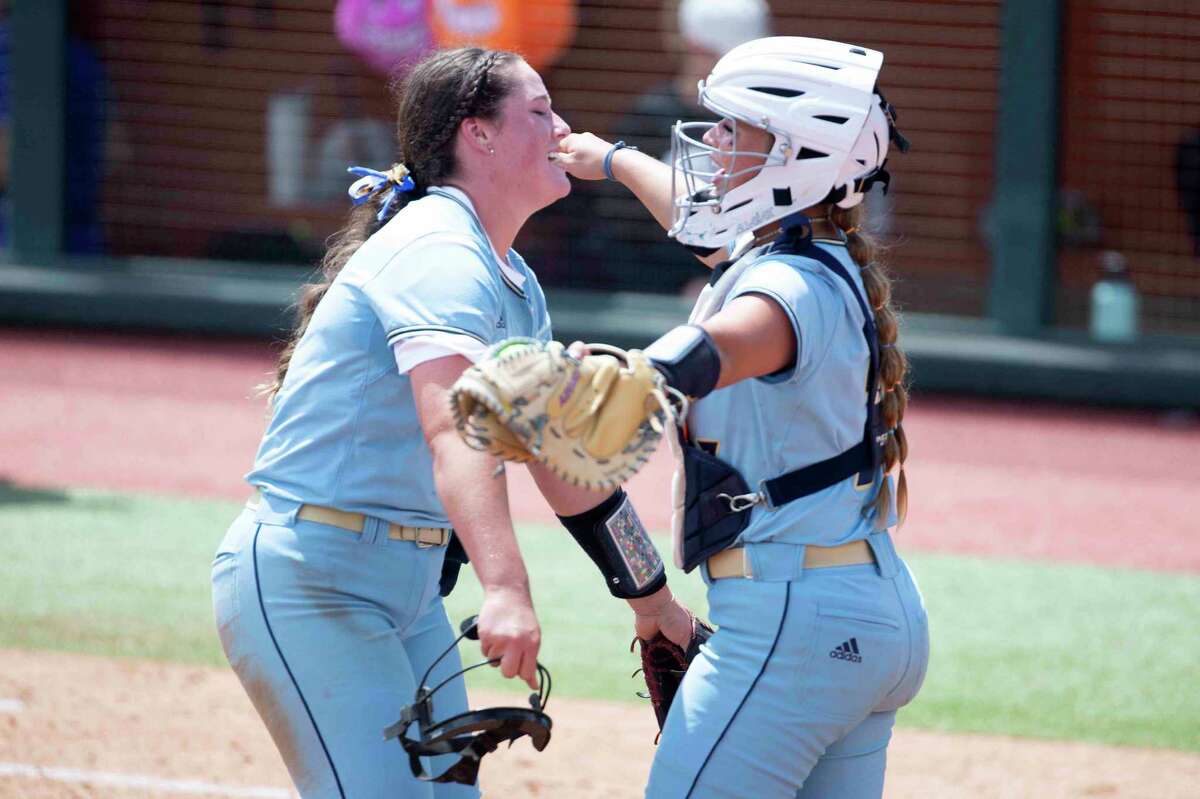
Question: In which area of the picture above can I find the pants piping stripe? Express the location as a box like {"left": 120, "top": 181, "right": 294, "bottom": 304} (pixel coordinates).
{"left": 685, "top": 582, "right": 792, "bottom": 798}
{"left": 252, "top": 525, "right": 346, "bottom": 799}
{"left": 884, "top": 573, "right": 915, "bottom": 699}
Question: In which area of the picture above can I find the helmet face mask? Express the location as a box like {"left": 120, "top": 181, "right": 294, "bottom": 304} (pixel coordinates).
{"left": 669, "top": 115, "right": 788, "bottom": 242}
{"left": 668, "top": 36, "right": 903, "bottom": 249}
{"left": 382, "top": 615, "right": 554, "bottom": 785}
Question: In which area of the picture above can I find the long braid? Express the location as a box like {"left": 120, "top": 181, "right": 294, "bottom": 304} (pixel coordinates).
{"left": 455, "top": 51, "right": 505, "bottom": 132}
{"left": 405, "top": 50, "right": 506, "bottom": 184}
{"left": 832, "top": 203, "right": 910, "bottom": 527}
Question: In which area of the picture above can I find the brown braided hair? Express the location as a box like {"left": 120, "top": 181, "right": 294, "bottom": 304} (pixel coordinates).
{"left": 261, "top": 47, "right": 520, "bottom": 400}
{"left": 831, "top": 203, "right": 910, "bottom": 527}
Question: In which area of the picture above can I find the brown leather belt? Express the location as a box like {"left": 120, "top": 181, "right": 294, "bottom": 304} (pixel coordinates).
{"left": 707, "top": 539, "right": 874, "bottom": 580}
{"left": 248, "top": 492, "right": 450, "bottom": 548}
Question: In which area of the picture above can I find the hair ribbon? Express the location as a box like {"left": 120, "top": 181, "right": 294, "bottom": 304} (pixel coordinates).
{"left": 347, "top": 163, "right": 416, "bottom": 221}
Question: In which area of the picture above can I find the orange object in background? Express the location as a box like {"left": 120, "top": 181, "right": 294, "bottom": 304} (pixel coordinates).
{"left": 429, "top": 0, "right": 577, "bottom": 70}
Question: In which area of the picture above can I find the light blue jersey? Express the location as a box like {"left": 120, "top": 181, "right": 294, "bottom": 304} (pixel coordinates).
{"left": 216, "top": 186, "right": 551, "bottom": 798}
{"left": 246, "top": 188, "right": 552, "bottom": 527}
{"left": 688, "top": 240, "right": 897, "bottom": 551}
{"left": 648, "top": 237, "right": 927, "bottom": 799}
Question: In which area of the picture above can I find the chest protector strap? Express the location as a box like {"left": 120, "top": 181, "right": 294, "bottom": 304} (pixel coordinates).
{"left": 759, "top": 224, "right": 883, "bottom": 503}
{"left": 678, "top": 218, "right": 884, "bottom": 573}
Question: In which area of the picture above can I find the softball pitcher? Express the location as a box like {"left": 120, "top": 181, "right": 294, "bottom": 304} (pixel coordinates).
{"left": 556, "top": 37, "right": 931, "bottom": 798}
{"left": 212, "top": 48, "right": 691, "bottom": 798}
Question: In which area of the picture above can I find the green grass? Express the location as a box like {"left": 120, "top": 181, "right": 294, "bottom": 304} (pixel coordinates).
{"left": 0, "top": 486, "right": 239, "bottom": 664}
{"left": 1, "top": 485, "right": 1198, "bottom": 751}
{"left": 896, "top": 553, "right": 1200, "bottom": 751}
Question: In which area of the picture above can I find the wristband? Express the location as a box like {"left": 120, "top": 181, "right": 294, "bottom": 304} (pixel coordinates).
{"left": 603, "top": 141, "right": 638, "bottom": 182}
{"left": 558, "top": 489, "right": 666, "bottom": 599}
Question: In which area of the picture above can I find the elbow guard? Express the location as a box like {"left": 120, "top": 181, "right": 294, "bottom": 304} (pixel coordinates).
{"left": 643, "top": 324, "right": 722, "bottom": 399}
{"left": 557, "top": 489, "right": 666, "bottom": 599}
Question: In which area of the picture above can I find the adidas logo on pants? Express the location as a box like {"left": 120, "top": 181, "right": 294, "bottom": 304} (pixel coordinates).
{"left": 829, "top": 638, "right": 862, "bottom": 663}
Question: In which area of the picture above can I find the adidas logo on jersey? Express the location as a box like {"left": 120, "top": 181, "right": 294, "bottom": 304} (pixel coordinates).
{"left": 829, "top": 638, "right": 862, "bottom": 663}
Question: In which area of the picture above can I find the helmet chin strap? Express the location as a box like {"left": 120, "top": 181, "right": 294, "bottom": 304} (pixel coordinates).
{"left": 746, "top": 210, "right": 839, "bottom": 251}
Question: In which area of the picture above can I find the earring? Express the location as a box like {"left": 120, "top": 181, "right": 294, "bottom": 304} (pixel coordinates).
{"left": 488, "top": 146, "right": 495, "bottom": 156}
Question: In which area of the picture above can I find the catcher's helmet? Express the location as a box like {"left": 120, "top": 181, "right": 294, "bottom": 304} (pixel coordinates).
{"left": 383, "top": 616, "right": 553, "bottom": 786}
{"left": 669, "top": 36, "right": 909, "bottom": 249}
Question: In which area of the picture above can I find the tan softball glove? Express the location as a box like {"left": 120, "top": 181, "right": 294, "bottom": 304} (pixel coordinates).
{"left": 449, "top": 338, "right": 684, "bottom": 491}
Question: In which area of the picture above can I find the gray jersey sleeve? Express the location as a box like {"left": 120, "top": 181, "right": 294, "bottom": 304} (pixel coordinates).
{"left": 361, "top": 233, "right": 503, "bottom": 349}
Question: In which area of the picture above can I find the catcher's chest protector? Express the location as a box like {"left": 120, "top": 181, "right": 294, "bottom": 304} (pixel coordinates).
{"left": 678, "top": 222, "right": 885, "bottom": 573}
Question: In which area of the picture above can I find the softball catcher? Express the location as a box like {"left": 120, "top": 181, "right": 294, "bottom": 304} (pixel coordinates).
{"left": 476, "top": 37, "right": 932, "bottom": 798}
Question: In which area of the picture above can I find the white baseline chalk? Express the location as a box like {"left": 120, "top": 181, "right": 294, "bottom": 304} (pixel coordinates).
{"left": 0, "top": 762, "right": 293, "bottom": 798}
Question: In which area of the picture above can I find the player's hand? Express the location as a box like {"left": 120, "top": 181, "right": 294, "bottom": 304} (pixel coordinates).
{"left": 553, "top": 132, "right": 615, "bottom": 181}
{"left": 478, "top": 585, "right": 542, "bottom": 690}
{"left": 629, "top": 587, "right": 695, "bottom": 649}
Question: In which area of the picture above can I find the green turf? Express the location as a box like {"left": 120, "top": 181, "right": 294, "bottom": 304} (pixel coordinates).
{"left": 0, "top": 486, "right": 238, "bottom": 664}
{"left": 2, "top": 485, "right": 1198, "bottom": 751}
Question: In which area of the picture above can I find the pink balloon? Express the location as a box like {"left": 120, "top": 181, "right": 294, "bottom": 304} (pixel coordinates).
{"left": 335, "top": 0, "right": 434, "bottom": 74}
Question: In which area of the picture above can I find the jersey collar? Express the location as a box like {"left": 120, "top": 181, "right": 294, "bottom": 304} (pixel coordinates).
{"left": 427, "top": 186, "right": 528, "bottom": 294}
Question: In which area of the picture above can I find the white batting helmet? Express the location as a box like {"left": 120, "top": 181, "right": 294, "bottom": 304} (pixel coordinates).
{"left": 668, "top": 36, "right": 909, "bottom": 249}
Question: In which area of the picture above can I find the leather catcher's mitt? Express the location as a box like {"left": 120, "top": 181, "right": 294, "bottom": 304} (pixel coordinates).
{"left": 633, "top": 617, "right": 714, "bottom": 733}
{"left": 449, "top": 338, "right": 684, "bottom": 491}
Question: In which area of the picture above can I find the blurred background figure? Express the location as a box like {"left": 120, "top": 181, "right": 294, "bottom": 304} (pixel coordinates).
{"left": 613, "top": 0, "right": 770, "bottom": 162}
{"left": 265, "top": 1, "right": 582, "bottom": 246}
{"left": 296, "top": 0, "right": 438, "bottom": 205}
{"left": 550, "top": 0, "right": 772, "bottom": 297}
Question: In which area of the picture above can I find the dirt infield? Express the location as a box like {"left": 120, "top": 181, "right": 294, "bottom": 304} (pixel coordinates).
{"left": 4, "top": 327, "right": 1199, "bottom": 571}
{"left": 2, "top": 649, "right": 1198, "bottom": 799}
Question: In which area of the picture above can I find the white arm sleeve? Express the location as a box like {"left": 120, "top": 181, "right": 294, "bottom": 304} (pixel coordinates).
{"left": 393, "top": 332, "right": 490, "bottom": 375}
